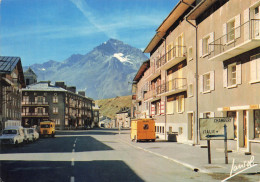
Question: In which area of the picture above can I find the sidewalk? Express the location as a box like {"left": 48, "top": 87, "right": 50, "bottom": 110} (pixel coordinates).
{"left": 117, "top": 130, "right": 260, "bottom": 175}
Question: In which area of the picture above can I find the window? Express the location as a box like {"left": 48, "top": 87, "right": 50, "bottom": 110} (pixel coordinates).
{"left": 23, "top": 96, "right": 29, "bottom": 103}
{"left": 228, "top": 64, "right": 236, "bottom": 86}
{"left": 227, "top": 19, "right": 235, "bottom": 42}
{"left": 53, "top": 107, "right": 58, "bottom": 114}
{"left": 188, "top": 84, "right": 193, "bottom": 97}
{"left": 250, "top": 53, "right": 260, "bottom": 83}
{"left": 176, "top": 95, "right": 184, "bottom": 113}
{"left": 200, "top": 71, "right": 215, "bottom": 93}
{"left": 188, "top": 47, "right": 193, "bottom": 61}
{"left": 254, "top": 110, "right": 260, "bottom": 138}
{"left": 37, "top": 107, "right": 43, "bottom": 114}
{"left": 37, "top": 96, "right": 43, "bottom": 103}
{"left": 203, "top": 36, "right": 210, "bottom": 55}
{"left": 53, "top": 95, "right": 58, "bottom": 103}
{"left": 167, "top": 96, "right": 174, "bottom": 114}
{"left": 253, "top": 6, "right": 259, "bottom": 38}
{"left": 223, "top": 63, "right": 241, "bottom": 87}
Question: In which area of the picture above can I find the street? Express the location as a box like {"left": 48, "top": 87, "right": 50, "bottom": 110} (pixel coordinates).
{"left": 0, "top": 129, "right": 258, "bottom": 182}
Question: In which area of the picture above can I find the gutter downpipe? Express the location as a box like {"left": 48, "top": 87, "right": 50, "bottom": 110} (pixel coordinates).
{"left": 155, "top": 32, "right": 167, "bottom": 140}
{"left": 185, "top": 17, "right": 199, "bottom": 145}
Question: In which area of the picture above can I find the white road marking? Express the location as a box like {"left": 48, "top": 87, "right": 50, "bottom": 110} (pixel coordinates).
{"left": 70, "top": 176, "right": 75, "bottom": 182}
{"left": 71, "top": 158, "right": 75, "bottom": 166}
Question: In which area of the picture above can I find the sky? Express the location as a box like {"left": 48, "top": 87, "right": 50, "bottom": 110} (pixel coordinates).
{"left": 0, "top": 0, "right": 178, "bottom": 66}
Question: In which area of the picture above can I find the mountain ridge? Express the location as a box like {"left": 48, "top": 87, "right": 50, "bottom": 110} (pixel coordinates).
{"left": 24, "top": 39, "right": 148, "bottom": 99}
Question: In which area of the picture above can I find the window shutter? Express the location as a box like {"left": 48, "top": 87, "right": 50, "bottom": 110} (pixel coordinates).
{"left": 210, "top": 71, "right": 215, "bottom": 91}
{"left": 235, "top": 14, "right": 241, "bottom": 39}
{"left": 223, "top": 23, "right": 227, "bottom": 44}
{"left": 35, "top": 97, "right": 38, "bottom": 103}
{"left": 199, "top": 75, "right": 203, "bottom": 93}
{"left": 209, "top": 32, "right": 215, "bottom": 53}
{"left": 199, "top": 39, "right": 203, "bottom": 57}
{"left": 236, "top": 62, "right": 242, "bottom": 84}
{"left": 223, "top": 67, "right": 228, "bottom": 87}
{"left": 250, "top": 59, "right": 257, "bottom": 81}
{"left": 176, "top": 97, "right": 179, "bottom": 112}
{"left": 35, "top": 108, "right": 38, "bottom": 113}
{"left": 160, "top": 101, "right": 165, "bottom": 115}
{"left": 210, "top": 112, "right": 215, "bottom": 118}
{"left": 43, "top": 108, "right": 46, "bottom": 113}
{"left": 244, "top": 8, "right": 250, "bottom": 41}
{"left": 43, "top": 97, "right": 45, "bottom": 102}
{"left": 158, "top": 101, "right": 161, "bottom": 115}
{"left": 181, "top": 96, "right": 184, "bottom": 112}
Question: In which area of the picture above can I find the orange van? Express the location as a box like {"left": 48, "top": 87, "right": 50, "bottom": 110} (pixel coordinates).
{"left": 131, "top": 119, "right": 156, "bottom": 142}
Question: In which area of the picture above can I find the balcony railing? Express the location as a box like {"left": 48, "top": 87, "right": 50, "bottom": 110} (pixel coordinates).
{"left": 208, "top": 19, "right": 260, "bottom": 61}
{"left": 22, "top": 101, "right": 48, "bottom": 105}
{"left": 144, "top": 89, "right": 156, "bottom": 100}
{"left": 157, "top": 78, "right": 187, "bottom": 96}
{"left": 22, "top": 112, "right": 49, "bottom": 117}
{"left": 156, "top": 46, "right": 186, "bottom": 70}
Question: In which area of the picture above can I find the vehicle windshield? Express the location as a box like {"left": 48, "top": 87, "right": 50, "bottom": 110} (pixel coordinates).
{"left": 3, "top": 130, "right": 17, "bottom": 134}
{"left": 41, "top": 124, "right": 50, "bottom": 128}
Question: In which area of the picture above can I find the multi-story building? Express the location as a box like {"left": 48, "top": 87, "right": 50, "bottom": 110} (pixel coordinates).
{"left": 116, "top": 107, "right": 131, "bottom": 128}
{"left": 22, "top": 81, "right": 94, "bottom": 130}
{"left": 0, "top": 56, "right": 26, "bottom": 131}
{"left": 133, "top": 0, "right": 260, "bottom": 153}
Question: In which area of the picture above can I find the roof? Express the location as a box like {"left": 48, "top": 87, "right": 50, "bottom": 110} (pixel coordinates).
{"left": 22, "top": 81, "right": 94, "bottom": 101}
{"left": 186, "top": 0, "right": 217, "bottom": 20}
{"left": 133, "top": 60, "right": 150, "bottom": 82}
{"left": 0, "top": 56, "right": 21, "bottom": 73}
{"left": 143, "top": 0, "right": 195, "bottom": 53}
{"left": 0, "top": 56, "right": 25, "bottom": 88}
{"left": 23, "top": 82, "right": 67, "bottom": 92}
{"left": 24, "top": 67, "right": 37, "bottom": 77}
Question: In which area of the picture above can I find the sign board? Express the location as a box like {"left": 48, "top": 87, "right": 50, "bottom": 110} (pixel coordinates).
{"left": 199, "top": 117, "right": 234, "bottom": 140}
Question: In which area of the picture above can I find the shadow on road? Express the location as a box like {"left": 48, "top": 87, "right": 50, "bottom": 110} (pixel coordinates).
{"left": 0, "top": 136, "right": 113, "bottom": 154}
{"left": 0, "top": 160, "right": 144, "bottom": 182}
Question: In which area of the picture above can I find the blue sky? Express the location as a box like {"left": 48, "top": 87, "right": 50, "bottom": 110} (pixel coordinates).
{"left": 0, "top": 0, "right": 178, "bottom": 66}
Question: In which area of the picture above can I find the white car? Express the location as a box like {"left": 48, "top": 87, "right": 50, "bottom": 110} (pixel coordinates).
{"left": 0, "top": 126, "right": 25, "bottom": 145}
{"left": 28, "top": 128, "right": 39, "bottom": 141}
{"left": 23, "top": 128, "right": 34, "bottom": 143}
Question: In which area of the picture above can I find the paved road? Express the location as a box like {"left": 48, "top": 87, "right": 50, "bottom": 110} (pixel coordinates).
{"left": 0, "top": 129, "right": 256, "bottom": 182}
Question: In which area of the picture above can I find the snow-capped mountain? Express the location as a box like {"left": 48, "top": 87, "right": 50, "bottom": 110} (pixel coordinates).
{"left": 23, "top": 39, "right": 148, "bottom": 99}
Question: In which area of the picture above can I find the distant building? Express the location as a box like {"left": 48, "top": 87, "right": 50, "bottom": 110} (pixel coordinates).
{"left": 24, "top": 67, "right": 37, "bottom": 86}
{"left": 22, "top": 81, "right": 94, "bottom": 130}
{"left": 0, "top": 56, "right": 26, "bottom": 131}
{"left": 116, "top": 107, "right": 131, "bottom": 128}
{"left": 92, "top": 104, "right": 100, "bottom": 127}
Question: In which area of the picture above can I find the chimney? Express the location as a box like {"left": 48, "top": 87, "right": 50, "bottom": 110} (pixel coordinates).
{"left": 78, "top": 91, "right": 85, "bottom": 96}
{"left": 55, "top": 81, "right": 67, "bottom": 89}
{"left": 67, "top": 86, "right": 76, "bottom": 93}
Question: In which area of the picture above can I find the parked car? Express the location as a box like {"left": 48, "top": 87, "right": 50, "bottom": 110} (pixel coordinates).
{"left": 28, "top": 128, "right": 39, "bottom": 141}
{"left": 0, "top": 126, "right": 25, "bottom": 146}
{"left": 23, "top": 128, "right": 32, "bottom": 143}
